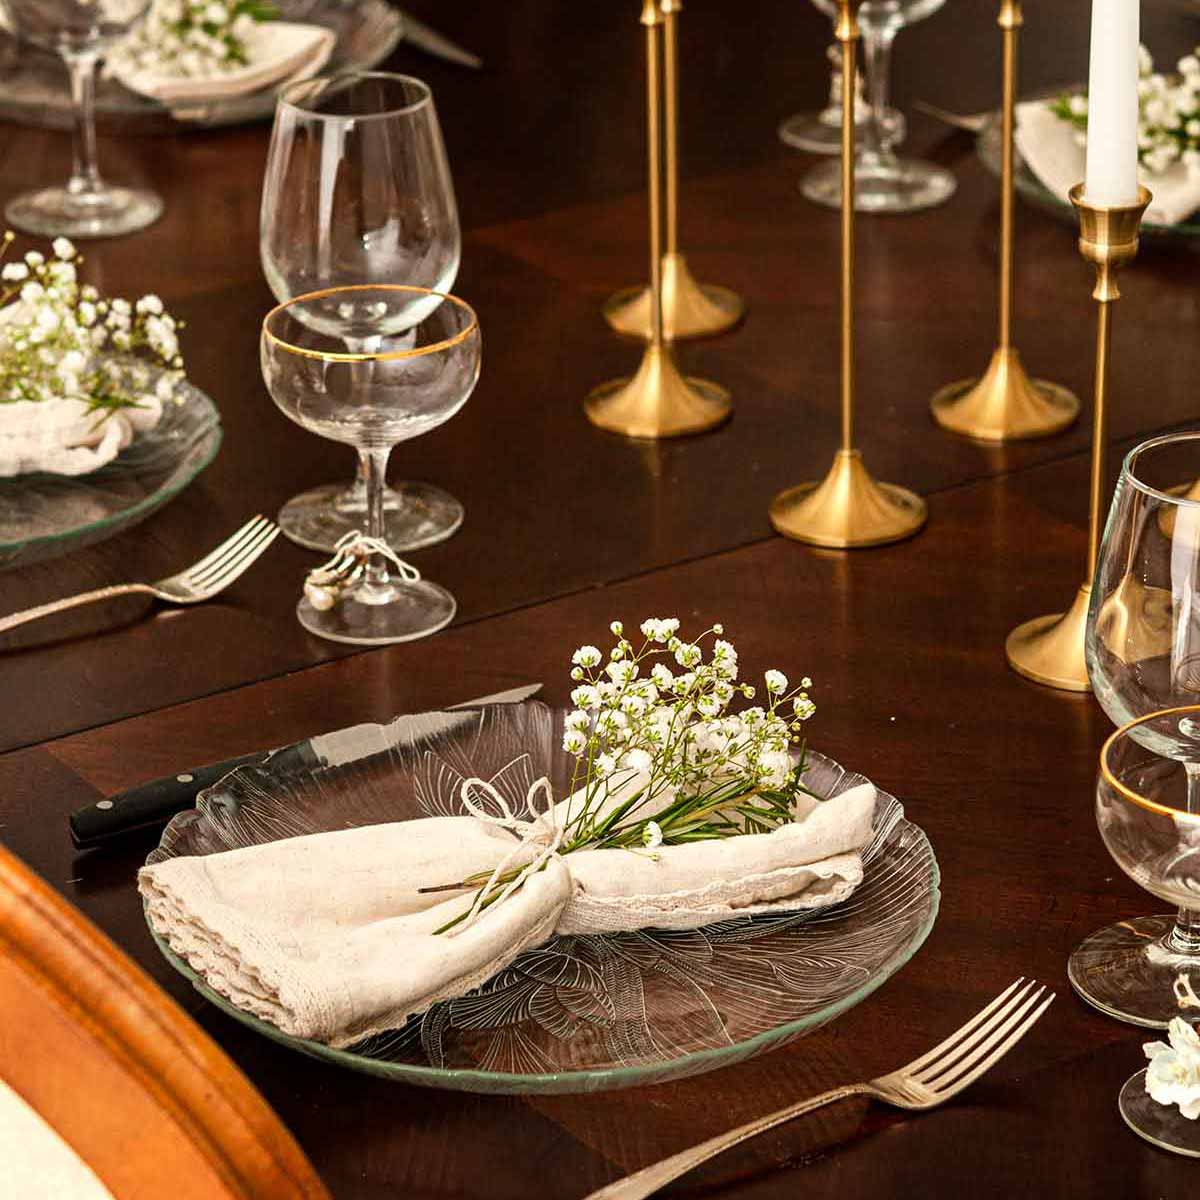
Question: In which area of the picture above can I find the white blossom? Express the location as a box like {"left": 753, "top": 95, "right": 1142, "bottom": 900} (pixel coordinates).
{"left": 1145, "top": 1019, "right": 1200, "bottom": 1119}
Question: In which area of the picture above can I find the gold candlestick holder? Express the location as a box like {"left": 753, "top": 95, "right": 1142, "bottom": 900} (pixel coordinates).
{"left": 769, "top": 0, "right": 926, "bottom": 548}
{"left": 602, "top": 0, "right": 744, "bottom": 343}
{"left": 585, "top": 0, "right": 731, "bottom": 438}
{"left": 1005, "top": 183, "right": 1151, "bottom": 691}
{"left": 930, "top": 0, "right": 1079, "bottom": 442}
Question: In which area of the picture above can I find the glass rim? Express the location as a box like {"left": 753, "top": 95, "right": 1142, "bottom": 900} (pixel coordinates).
{"left": 1121, "top": 431, "right": 1200, "bottom": 509}
{"left": 261, "top": 285, "right": 478, "bottom": 363}
{"left": 1101, "top": 704, "right": 1200, "bottom": 823}
{"left": 278, "top": 70, "right": 433, "bottom": 121}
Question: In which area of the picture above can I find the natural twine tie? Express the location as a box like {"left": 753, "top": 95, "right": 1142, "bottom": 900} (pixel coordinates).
{"left": 303, "top": 530, "right": 421, "bottom": 611}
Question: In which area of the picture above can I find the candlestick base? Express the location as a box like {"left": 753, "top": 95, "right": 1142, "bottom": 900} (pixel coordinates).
{"left": 930, "top": 347, "right": 1079, "bottom": 442}
{"left": 603, "top": 253, "right": 745, "bottom": 341}
{"left": 769, "top": 449, "right": 927, "bottom": 549}
{"left": 584, "top": 342, "right": 731, "bottom": 439}
{"left": 1004, "top": 583, "right": 1092, "bottom": 691}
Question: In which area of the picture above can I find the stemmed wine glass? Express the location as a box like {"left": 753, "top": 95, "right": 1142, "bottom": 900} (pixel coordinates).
{"left": 1091, "top": 711, "right": 1200, "bottom": 1157}
{"left": 261, "top": 285, "right": 480, "bottom": 645}
{"left": 261, "top": 72, "right": 463, "bottom": 554}
{"left": 801, "top": 0, "right": 956, "bottom": 213}
{"left": 1072, "top": 432, "right": 1200, "bottom": 1026}
{"left": 2, "top": 0, "right": 163, "bottom": 238}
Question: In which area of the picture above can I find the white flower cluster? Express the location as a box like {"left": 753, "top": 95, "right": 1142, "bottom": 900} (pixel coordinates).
{"left": 563, "top": 618, "right": 816, "bottom": 805}
{"left": 106, "top": 0, "right": 277, "bottom": 79}
{"left": 0, "top": 233, "right": 185, "bottom": 416}
{"left": 1053, "top": 45, "right": 1200, "bottom": 176}
{"left": 1144, "top": 1018, "right": 1200, "bottom": 1119}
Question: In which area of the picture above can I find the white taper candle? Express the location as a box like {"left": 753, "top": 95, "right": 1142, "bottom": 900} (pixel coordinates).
{"left": 1084, "top": 0, "right": 1141, "bottom": 206}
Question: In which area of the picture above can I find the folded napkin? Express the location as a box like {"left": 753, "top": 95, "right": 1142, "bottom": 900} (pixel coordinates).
{"left": 0, "top": 394, "right": 162, "bottom": 478}
{"left": 140, "top": 780, "right": 876, "bottom": 1048}
{"left": 111, "top": 22, "right": 335, "bottom": 105}
{"left": 1015, "top": 100, "right": 1199, "bottom": 226}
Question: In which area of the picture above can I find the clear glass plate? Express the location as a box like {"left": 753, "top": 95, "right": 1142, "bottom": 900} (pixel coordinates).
{"left": 146, "top": 701, "right": 940, "bottom": 1094}
{"left": 0, "top": 0, "right": 404, "bottom": 133}
{"left": 976, "top": 105, "right": 1200, "bottom": 241}
{"left": 0, "top": 373, "right": 222, "bottom": 570}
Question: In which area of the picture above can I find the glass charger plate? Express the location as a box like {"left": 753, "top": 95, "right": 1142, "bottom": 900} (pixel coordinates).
{"left": 976, "top": 105, "right": 1200, "bottom": 241}
{"left": 0, "top": 375, "right": 222, "bottom": 570}
{"left": 0, "top": 0, "right": 403, "bottom": 134}
{"left": 145, "top": 701, "right": 940, "bottom": 1095}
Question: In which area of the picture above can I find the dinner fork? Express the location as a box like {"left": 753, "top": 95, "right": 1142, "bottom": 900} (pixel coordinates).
{"left": 0, "top": 515, "right": 280, "bottom": 635}
{"left": 583, "top": 978, "right": 1054, "bottom": 1200}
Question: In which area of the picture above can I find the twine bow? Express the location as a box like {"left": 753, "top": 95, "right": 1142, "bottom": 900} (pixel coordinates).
{"left": 303, "top": 530, "right": 421, "bottom": 611}
{"left": 451, "top": 775, "right": 562, "bottom": 934}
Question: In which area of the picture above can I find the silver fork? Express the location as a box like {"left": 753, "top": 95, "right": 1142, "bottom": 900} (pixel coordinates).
{"left": 584, "top": 979, "right": 1054, "bottom": 1200}
{"left": 0, "top": 515, "right": 280, "bottom": 635}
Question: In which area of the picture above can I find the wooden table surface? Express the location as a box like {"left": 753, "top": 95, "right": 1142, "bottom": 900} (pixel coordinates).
{"left": 2, "top": 0, "right": 1199, "bottom": 1195}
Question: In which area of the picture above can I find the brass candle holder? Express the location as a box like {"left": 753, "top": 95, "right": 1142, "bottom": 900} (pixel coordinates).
{"left": 602, "top": 0, "right": 744, "bottom": 342}
{"left": 769, "top": 0, "right": 926, "bottom": 548}
{"left": 585, "top": 0, "right": 731, "bottom": 438}
{"left": 930, "top": 0, "right": 1079, "bottom": 442}
{"left": 1005, "top": 183, "right": 1151, "bottom": 691}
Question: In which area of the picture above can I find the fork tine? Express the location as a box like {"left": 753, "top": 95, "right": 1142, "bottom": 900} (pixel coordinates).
{"left": 927, "top": 992, "right": 1055, "bottom": 1100}
{"left": 190, "top": 522, "right": 279, "bottom": 593}
{"left": 900, "top": 978, "right": 1028, "bottom": 1076}
{"left": 917, "top": 983, "right": 1046, "bottom": 1088}
{"left": 183, "top": 517, "right": 274, "bottom": 586}
{"left": 179, "top": 516, "right": 270, "bottom": 582}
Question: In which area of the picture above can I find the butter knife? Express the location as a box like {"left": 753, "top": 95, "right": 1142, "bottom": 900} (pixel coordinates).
{"left": 400, "top": 10, "right": 482, "bottom": 70}
{"left": 68, "top": 683, "right": 542, "bottom": 849}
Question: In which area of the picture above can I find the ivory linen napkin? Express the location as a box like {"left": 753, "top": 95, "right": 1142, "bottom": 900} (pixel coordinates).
{"left": 1015, "top": 100, "right": 1200, "bottom": 226}
{"left": 140, "top": 782, "right": 876, "bottom": 1049}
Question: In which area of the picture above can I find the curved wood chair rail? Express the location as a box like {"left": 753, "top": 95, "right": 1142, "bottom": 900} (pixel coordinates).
{"left": 0, "top": 843, "right": 330, "bottom": 1200}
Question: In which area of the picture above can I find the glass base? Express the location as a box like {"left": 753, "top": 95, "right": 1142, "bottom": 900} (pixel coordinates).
{"left": 297, "top": 578, "right": 456, "bottom": 646}
{"left": 279, "top": 479, "right": 464, "bottom": 554}
{"left": 1120, "top": 1070, "right": 1200, "bottom": 1157}
{"left": 778, "top": 108, "right": 906, "bottom": 155}
{"left": 6, "top": 184, "right": 163, "bottom": 239}
{"left": 801, "top": 155, "right": 957, "bottom": 214}
{"left": 1068, "top": 914, "right": 1200, "bottom": 1029}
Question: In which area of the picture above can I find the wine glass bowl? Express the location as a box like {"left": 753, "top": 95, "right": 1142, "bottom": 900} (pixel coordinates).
{"left": 2, "top": 0, "right": 163, "bottom": 238}
{"left": 260, "top": 71, "right": 464, "bottom": 554}
{"left": 261, "top": 285, "right": 480, "bottom": 646}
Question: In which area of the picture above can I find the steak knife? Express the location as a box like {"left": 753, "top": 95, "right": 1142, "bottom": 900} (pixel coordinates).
{"left": 68, "top": 683, "right": 542, "bottom": 849}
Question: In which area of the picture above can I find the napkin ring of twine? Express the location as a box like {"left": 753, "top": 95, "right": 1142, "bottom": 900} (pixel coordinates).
{"left": 303, "top": 530, "right": 420, "bottom": 612}
{"left": 451, "top": 775, "right": 563, "bottom": 934}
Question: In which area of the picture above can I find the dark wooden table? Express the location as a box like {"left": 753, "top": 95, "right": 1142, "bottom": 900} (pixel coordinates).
{"left": 2, "top": 0, "right": 1199, "bottom": 1194}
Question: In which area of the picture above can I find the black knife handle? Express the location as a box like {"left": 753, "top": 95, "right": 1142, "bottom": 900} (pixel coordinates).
{"left": 69, "top": 752, "right": 267, "bottom": 849}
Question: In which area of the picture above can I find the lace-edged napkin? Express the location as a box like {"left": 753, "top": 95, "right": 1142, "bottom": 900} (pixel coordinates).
{"left": 1016, "top": 100, "right": 1200, "bottom": 226}
{"left": 139, "top": 778, "right": 876, "bottom": 1049}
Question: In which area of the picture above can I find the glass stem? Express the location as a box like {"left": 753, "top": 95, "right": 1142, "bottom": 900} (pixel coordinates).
{"left": 1171, "top": 766, "right": 1200, "bottom": 955}
{"left": 860, "top": 22, "right": 897, "bottom": 168}
{"left": 360, "top": 447, "right": 393, "bottom": 597}
{"left": 64, "top": 52, "right": 104, "bottom": 200}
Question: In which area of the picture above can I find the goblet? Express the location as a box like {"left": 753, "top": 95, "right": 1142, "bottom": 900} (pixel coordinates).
{"left": 1077, "top": 709, "right": 1200, "bottom": 1161}
{"left": 802, "top": 0, "right": 956, "bottom": 213}
{"left": 261, "top": 71, "right": 464, "bottom": 554}
{"left": 261, "top": 285, "right": 479, "bottom": 645}
{"left": 1072, "top": 433, "right": 1200, "bottom": 1026}
{"left": 2, "top": 0, "right": 162, "bottom": 238}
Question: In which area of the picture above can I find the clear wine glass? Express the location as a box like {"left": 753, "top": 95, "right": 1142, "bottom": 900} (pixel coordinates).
{"left": 261, "top": 285, "right": 480, "bottom": 645}
{"left": 779, "top": 32, "right": 904, "bottom": 155}
{"left": 2, "top": 0, "right": 163, "bottom": 238}
{"left": 260, "top": 71, "right": 463, "bottom": 555}
{"left": 801, "top": 0, "right": 956, "bottom": 213}
{"left": 1088, "top": 710, "right": 1200, "bottom": 1157}
{"left": 1073, "top": 432, "right": 1200, "bottom": 1026}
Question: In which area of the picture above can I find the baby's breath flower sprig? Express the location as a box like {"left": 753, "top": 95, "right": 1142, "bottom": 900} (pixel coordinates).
{"left": 1051, "top": 44, "right": 1200, "bottom": 176}
{"left": 0, "top": 234, "right": 185, "bottom": 419}
{"left": 106, "top": 0, "right": 279, "bottom": 81}
{"left": 432, "top": 620, "right": 823, "bottom": 931}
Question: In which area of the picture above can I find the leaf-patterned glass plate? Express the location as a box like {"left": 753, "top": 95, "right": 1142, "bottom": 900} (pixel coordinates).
{"left": 0, "top": 374, "right": 221, "bottom": 571}
{"left": 146, "top": 701, "right": 940, "bottom": 1094}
